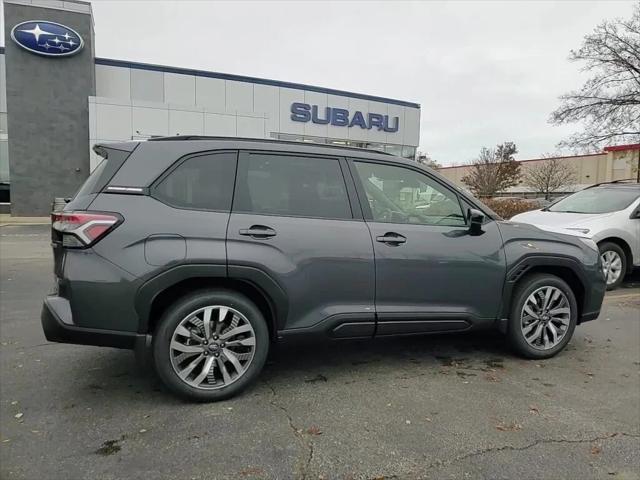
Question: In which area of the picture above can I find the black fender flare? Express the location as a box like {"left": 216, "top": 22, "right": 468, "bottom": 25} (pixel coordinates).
{"left": 135, "top": 264, "right": 288, "bottom": 333}
{"left": 498, "top": 254, "right": 591, "bottom": 326}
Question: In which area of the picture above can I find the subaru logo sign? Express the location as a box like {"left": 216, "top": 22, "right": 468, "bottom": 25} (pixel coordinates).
{"left": 10, "top": 21, "right": 84, "bottom": 57}
{"left": 291, "top": 103, "right": 399, "bottom": 132}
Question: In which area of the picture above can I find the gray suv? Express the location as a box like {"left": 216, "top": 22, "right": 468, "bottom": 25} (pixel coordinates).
{"left": 41, "top": 137, "right": 606, "bottom": 401}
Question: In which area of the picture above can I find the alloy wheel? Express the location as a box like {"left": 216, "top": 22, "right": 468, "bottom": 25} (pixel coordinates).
{"left": 601, "top": 250, "right": 623, "bottom": 286}
{"left": 520, "top": 286, "right": 571, "bottom": 350}
{"left": 169, "top": 305, "right": 256, "bottom": 390}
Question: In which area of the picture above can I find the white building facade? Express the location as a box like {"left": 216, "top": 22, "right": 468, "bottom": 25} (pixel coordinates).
{"left": 0, "top": 0, "right": 421, "bottom": 215}
{"left": 89, "top": 59, "right": 421, "bottom": 170}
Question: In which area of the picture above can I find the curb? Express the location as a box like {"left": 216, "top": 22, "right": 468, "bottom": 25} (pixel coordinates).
{"left": 0, "top": 215, "right": 50, "bottom": 226}
{"left": 604, "top": 291, "right": 640, "bottom": 301}
{"left": 0, "top": 223, "right": 50, "bottom": 227}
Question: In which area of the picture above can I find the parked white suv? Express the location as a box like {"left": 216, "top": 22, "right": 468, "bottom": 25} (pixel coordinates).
{"left": 511, "top": 182, "right": 640, "bottom": 290}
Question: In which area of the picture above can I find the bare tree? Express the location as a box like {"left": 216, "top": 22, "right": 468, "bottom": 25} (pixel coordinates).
{"left": 628, "top": 149, "right": 640, "bottom": 181}
{"left": 522, "top": 156, "right": 577, "bottom": 199}
{"left": 550, "top": 4, "right": 640, "bottom": 149}
{"left": 461, "top": 142, "right": 521, "bottom": 197}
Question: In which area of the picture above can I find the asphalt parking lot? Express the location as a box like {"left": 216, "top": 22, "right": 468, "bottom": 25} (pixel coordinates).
{"left": 1, "top": 224, "right": 639, "bottom": 480}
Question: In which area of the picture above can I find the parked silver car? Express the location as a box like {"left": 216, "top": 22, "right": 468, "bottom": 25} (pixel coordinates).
{"left": 511, "top": 182, "right": 640, "bottom": 289}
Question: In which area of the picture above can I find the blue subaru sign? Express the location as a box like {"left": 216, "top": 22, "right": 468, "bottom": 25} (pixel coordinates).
{"left": 291, "top": 102, "right": 399, "bottom": 132}
{"left": 10, "top": 21, "right": 84, "bottom": 57}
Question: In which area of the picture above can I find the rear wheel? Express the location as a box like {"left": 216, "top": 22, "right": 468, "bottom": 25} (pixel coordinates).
{"left": 598, "top": 242, "right": 626, "bottom": 290}
{"left": 507, "top": 274, "right": 578, "bottom": 359}
{"left": 153, "top": 289, "right": 269, "bottom": 402}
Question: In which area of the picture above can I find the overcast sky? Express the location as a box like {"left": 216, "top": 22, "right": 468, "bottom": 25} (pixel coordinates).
{"left": 1, "top": 0, "right": 636, "bottom": 164}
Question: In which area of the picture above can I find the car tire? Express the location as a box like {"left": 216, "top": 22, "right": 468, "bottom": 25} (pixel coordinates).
{"left": 153, "top": 289, "right": 269, "bottom": 402}
{"left": 598, "top": 242, "right": 626, "bottom": 291}
{"left": 507, "top": 273, "right": 578, "bottom": 360}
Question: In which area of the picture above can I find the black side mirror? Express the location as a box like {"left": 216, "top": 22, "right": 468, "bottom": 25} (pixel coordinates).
{"left": 631, "top": 207, "right": 640, "bottom": 219}
{"left": 468, "top": 208, "right": 485, "bottom": 235}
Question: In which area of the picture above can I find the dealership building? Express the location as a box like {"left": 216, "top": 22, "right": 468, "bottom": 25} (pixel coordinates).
{"left": 0, "top": 0, "right": 421, "bottom": 216}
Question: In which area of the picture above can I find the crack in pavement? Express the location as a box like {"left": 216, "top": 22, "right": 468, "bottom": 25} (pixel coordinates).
{"left": 267, "top": 383, "right": 314, "bottom": 480}
{"left": 265, "top": 382, "right": 637, "bottom": 480}
{"left": 424, "top": 431, "right": 640, "bottom": 471}
{"left": 369, "top": 432, "right": 640, "bottom": 480}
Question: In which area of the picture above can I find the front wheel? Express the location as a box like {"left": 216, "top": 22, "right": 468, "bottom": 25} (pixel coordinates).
{"left": 153, "top": 289, "right": 269, "bottom": 402}
{"left": 599, "top": 242, "right": 626, "bottom": 290}
{"left": 507, "top": 274, "right": 578, "bottom": 359}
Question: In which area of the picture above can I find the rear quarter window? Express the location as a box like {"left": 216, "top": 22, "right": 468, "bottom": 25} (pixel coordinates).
{"left": 153, "top": 151, "right": 237, "bottom": 211}
{"left": 75, "top": 159, "right": 107, "bottom": 198}
{"left": 75, "top": 147, "right": 131, "bottom": 198}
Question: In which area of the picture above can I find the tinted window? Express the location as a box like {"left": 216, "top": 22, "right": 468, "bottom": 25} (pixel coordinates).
{"left": 154, "top": 152, "right": 236, "bottom": 210}
{"left": 75, "top": 158, "right": 107, "bottom": 198}
{"left": 354, "top": 161, "right": 465, "bottom": 226}
{"left": 76, "top": 147, "right": 131, "bottom": 198}
{"left": 234, "top": 153, "right": 352, "bottom": 219}
{"left": 548, "top": 187, "right": 640, "bottom": 214}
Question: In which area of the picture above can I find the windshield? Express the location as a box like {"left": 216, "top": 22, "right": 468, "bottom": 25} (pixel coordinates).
{"left": 548, "top": 187, "right": 639, "bottom": 214}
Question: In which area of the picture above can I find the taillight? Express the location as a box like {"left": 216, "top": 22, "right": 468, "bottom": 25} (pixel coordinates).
{"left": 51, "top": 211, "right": 122, "bottom": 248}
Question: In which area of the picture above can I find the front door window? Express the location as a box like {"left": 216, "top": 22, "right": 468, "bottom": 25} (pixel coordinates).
{"left": 353, "top": 161, "right": 466, "bottom": 226}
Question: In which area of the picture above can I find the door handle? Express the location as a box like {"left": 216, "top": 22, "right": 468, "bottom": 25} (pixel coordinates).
{"left": 239, "top": 225, "right": 277, "bottom": 239}
{"left": 376, "top": 232, "right": 406, "bottom": 245}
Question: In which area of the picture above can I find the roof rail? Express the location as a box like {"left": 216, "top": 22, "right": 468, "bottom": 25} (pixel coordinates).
{"left": 609, "top": 178, "right": 638, "bottom": 183}
{"left": 146, "top": 135, "right": 395, "bottom": 155}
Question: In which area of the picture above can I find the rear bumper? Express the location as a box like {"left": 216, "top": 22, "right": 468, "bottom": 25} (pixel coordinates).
{"left": 41, "top": 295, "right": 144, "bottom": 350}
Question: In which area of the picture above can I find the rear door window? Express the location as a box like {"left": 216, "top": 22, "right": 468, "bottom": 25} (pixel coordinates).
{"left": 153, "top": 151, "right": 237, "bottom": 211}
{"left": 233, "top": 153, "right": 352, "bottom": 220}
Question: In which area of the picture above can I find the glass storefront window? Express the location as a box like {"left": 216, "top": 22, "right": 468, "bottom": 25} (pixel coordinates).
{"left": 0, "top": 113, "right": 7, "bottom": 136}
{"left": 368, "top": 143, "right": 385, "bottom": 153}
{"left": 402, "top": 145, "right": 416, "bottom": 159}
{"left": 269, "top": 133, "right": 417, "bottom": 159}
{"left": 384, "top": 144, "right": 403, "bottom": 157}
{"left": 0, "top": 141, "right": 8, "bottom": 183}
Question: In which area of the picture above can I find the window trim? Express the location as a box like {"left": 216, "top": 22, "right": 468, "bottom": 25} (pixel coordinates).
{"left": 231, "top": 150, "right": 358, "bottom": 221}
{"left": 150, "top": 149, "right": 239, "bottom": 213}
{"left": 347, "top": 158, "right": 469, "bottom": 228}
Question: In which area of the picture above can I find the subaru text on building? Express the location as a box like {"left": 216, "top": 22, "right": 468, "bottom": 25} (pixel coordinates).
{"left": 41, "top": 138, "right": 606, "bottom": 401}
